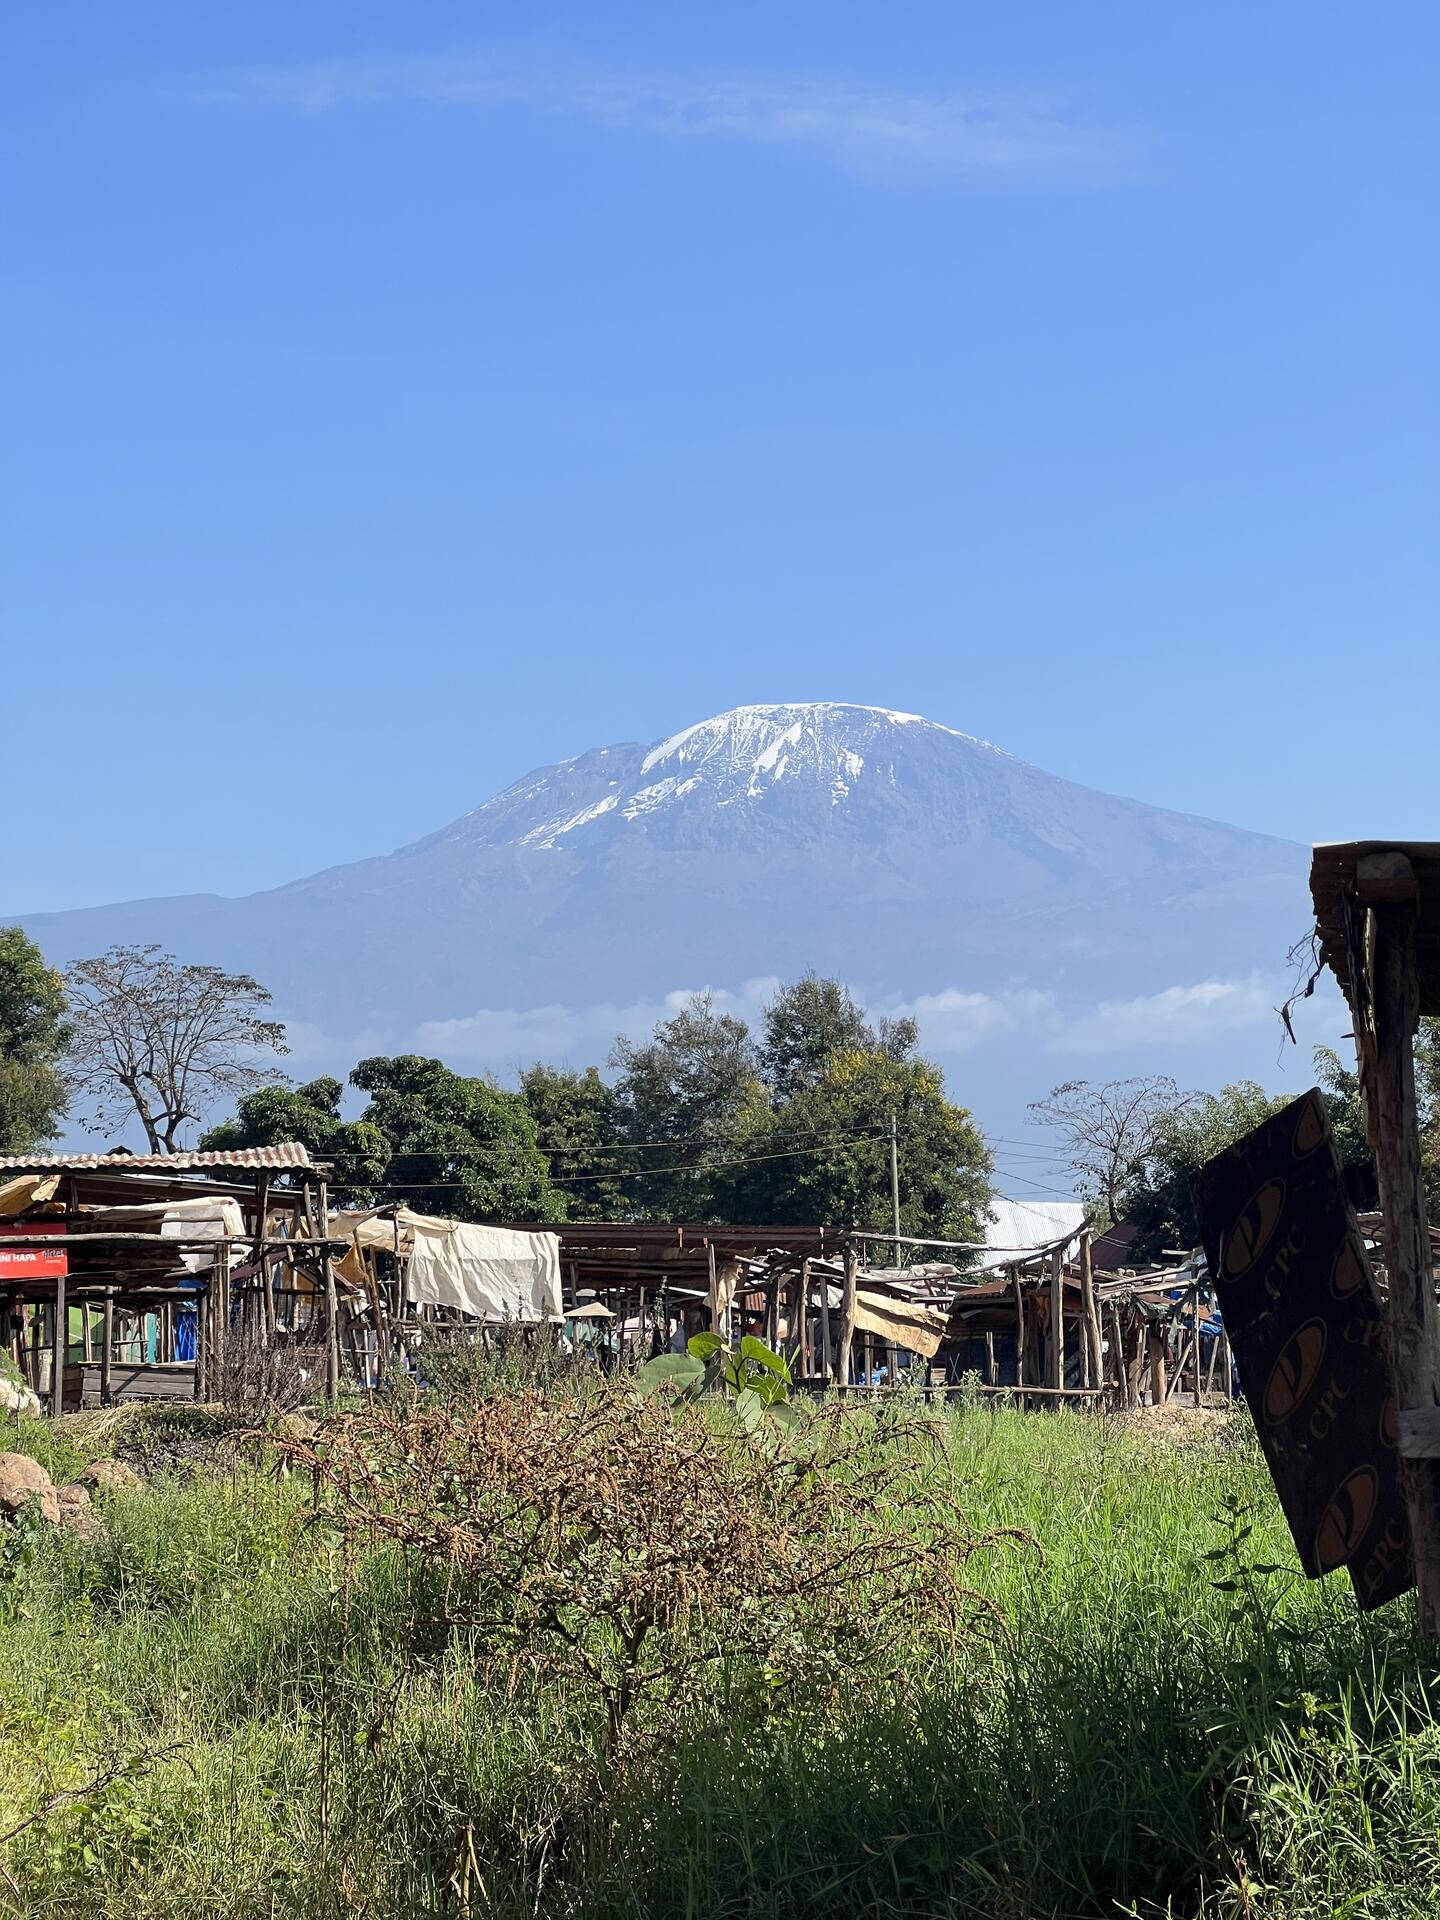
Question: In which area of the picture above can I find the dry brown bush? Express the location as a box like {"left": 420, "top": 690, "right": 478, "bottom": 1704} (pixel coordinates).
{"left": 271, "top": 1387, "right": 1029, "bottom": 1773}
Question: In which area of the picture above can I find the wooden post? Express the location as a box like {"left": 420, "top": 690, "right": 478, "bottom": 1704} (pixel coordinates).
{"left": 50, "top": 1269, "right": 66, "bottom": 1417}
{"left": 818, "top": 1261, "right": 833, "bottom": 1381}
{"left": 798, "top": 1258, "right": 812, "bottom": 1377}
{"left": 984, "top": 1331, "right": 996, "bottom": 1387}
{"left": 316, "top": 1178, "right": 341, "bottom": 1401}
{"left": 255, "top": 1175, "right": 275, "bottom": 1341}
{"left": 837, "top": 1246, "right": 858, "bottom": 1391}
{"left": 1049, "top": 1247, "right": 1065, "bottom": 1394}
{"left": 706, "top": 1241, "right": 722, "bottom": 1344}
{"left": 100, "top": 1291, "right": 114, "bottom": 1407}
{"left": 1192, "top": 1290, "right": 1203, "bottom": 1409}
{"left": 1013, "top": 1269, "right": 1026, "bottom": 1406}
{"left": 81, "top": 1302, "right": 92, "bottom": 1364}
{"left": 1079, "top": 1231, "right": 1102, "bottom": 1396}
{"left": 1356, "top": 868, "right": 1440, "bottom": 1635}
{"left": 1148, "top": 1324, "right": 1168, "bottom": 1405}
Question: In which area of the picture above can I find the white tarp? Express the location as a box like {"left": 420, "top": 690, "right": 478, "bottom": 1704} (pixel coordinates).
{"left": 160, "top": 1196, "right": 247, "bottom": 1272}
{"left": 403, "top": 1217, "right": 562, "bottom": 1324}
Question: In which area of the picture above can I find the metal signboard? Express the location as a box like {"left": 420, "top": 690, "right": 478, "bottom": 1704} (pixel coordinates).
{"left": 1192, "top": 1089, "right": 1412, "bottom": 1610}
{"left": 0, "top": 1221, "right": 68, "bottom": 1280}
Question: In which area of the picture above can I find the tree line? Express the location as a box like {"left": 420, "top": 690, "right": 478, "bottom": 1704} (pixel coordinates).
{"left": 6, "top": 925, "right": 1437, "bottom": 1249}
{"left": 0, "top": 936, "right": 993, "bottom": 1236}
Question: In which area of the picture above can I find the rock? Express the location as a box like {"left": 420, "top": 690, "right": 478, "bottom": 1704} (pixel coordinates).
{"left": 76, "top": 1457, "right": 143, "bottom": 1495}
{"left": 55, "top": 1482, "right": 101, "bottom": 1541}
{"left": 0, "top": 1451, "right": 60, "bottom": 1525}
{"left": 0, "top": 1375, "right": 41, "bottom": 1418}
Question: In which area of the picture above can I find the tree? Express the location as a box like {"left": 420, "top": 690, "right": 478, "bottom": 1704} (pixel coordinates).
{"left": 758, "top": 975, "right": 874, "bottom": 1102}
{"left": 1027, "top": 1076, "right": 1195, "bottom": 1225}
{"left": 729, "top": 1046, "right": 993, "bottom": 1241}
{"left": 199, "top": 1077, "right": 390, "bottom": 1204}
{"left": 1120, "top": 1081, "right": 1288, "bottom": 1260}
{"left": 519, "top": 1064, "right": 627, "bottom": 1221}
{"left": 1316, "top": 1020, "right": 1440, "bottom": 1220}
{"left": 0, "top": 928, "right": 70, "bottom": 1153}
{"left": 609, "top": 994, "right": 767, "bottom": 1219}
{"left": 350, "top": 1055, "right": 563, "bottom": 1223}
{"left": 64, "top": 945, "right": 289, "bottom": 1152}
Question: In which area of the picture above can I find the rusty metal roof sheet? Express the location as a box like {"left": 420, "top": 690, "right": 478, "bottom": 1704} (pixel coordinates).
{"left": 0, "top": 1144, "right": 316, "bottom": 1174}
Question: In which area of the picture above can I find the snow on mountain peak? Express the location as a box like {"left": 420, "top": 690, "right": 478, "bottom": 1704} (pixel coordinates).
{"left": 450, "top": 701, "right": 1014, "bottom": 853}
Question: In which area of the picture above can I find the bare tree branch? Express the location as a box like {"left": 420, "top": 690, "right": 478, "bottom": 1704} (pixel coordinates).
{"left": 64, "top": 944, "right": 289, "bottom": 1152}
{"left": 1027, "top": 1075, "right": 1198, "bottom": 1224}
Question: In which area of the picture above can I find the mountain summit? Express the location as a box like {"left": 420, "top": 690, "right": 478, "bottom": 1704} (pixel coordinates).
{"left": 12, "top": 701, "right": 1309, "bottom": 1112}
{"left": 441, "top": 704, "right": 1010, "bottom": 852}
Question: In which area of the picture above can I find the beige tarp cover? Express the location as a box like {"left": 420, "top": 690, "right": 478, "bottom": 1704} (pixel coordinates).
{"left": 850, "top": 1287, "right": 948, "bottom": 1361}
{"left": 332, "top": 1208, "right": 562, "bottom": 1324}
{"left": 0, "top": 1174, "right": 61, "bottom": 1218}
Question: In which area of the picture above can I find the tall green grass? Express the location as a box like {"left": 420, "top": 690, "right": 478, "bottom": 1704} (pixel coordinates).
{"left": 1, "top": 1404, "right": 1436, "bottom": 1918}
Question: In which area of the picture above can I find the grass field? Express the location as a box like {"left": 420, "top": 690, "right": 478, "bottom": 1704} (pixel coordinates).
{"left": 2, "top": 1394, "right": 1438, "bottom": 1919}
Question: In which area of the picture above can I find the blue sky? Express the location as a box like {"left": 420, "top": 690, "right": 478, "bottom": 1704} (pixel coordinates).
{"left": 5, "top": 2, "right": 1437, "bottom": 914}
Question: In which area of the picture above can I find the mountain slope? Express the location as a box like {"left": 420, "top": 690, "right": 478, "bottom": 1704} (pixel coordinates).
{"left": 11, "top": 703, "right": 1311, "bottom": 1090}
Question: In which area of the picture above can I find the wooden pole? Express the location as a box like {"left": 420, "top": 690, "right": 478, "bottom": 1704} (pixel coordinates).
{"left": 706, "top": 1241, "right": 721, "bottom": 1344}
{"left": 316, "top": 1179, "right": 341, "bottom": 1401}
{"left": 837, "top": 1246, "right": 858, "bottom": 1391}
{"left": 1049, "top": 1247, "right": 1065, "bottom": 1393}
{"left": 1079, "top": 1231, "right": 1102, "bottom": 1395}
{"left": 1356, "top": 868, "right": 1440, "bottom": 1635}
{"left": 100, "top": 1291, "right": 114, "bottom": 1407}
{"left": 798, "top": 1258, "right": 812, "bottom": 1377}
{"left": 984, "top": 1331, "right": 996, "bottom": 1387}
{"left": 818, "top": 1260, "right": 833, "bottom": 1380}
{"left": 1013, "top": 1269, "right": 1026, "bottom": 1406}
{"left": 50, "top": 1268, "right": 66, "bottom": 1417}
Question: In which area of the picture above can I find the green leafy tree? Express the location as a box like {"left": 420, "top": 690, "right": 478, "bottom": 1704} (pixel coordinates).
{"left": 200, "top": 1076, "right": 390, "bottom": 1204}
{"left": 1316, "top": 1020, "right": 1440, "bottom": 1221}
{"left": 609, "top": 994, "right": 767, "bottom": 1219}
{"left": 728, "top": 1045, "right": 992, "bottom": 1240}
{"left": 350, "top": 1055, "right": 563, "bottom": 1223}
{"left": 1122, "top": 1059, "right": 1391, "bottom": 1261}
{"left": 519, "top": 1064, "right": 627, "bottom": 1221}
{"left": 0, "top": 928, "right": 70, "bottom": 1152}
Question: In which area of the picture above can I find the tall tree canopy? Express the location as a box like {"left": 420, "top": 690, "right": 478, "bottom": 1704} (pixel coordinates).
{"left": 350, "top": 1055, "right": 563, "bottom": 1223}
{"left": 199, "top": 1077, "right": 390, "bottom": 1201}
{"left": 609, "top": 994, "right": 767, "bottom": 1219}
{"left": 64, "top": 944, "right": 288, "bottom": 1152}
{"left": 519, "top": 1065, "right": 626, "bottom": 1221}
{"left": 729, "top": 1030, "right": 992, "bottom": 1239}
{"left": 0, "top": 927, "right": 70, "bottom": 1153}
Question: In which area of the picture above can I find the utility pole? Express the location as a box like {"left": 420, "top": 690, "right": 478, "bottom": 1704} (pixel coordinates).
{"left": 889, "top": 1110, "right": 902, "bottom": 1269}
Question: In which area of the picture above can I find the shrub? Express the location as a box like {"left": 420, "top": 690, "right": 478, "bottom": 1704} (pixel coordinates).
{"left": 272, "top": 1387, "right": 1028, "bottom": 1777}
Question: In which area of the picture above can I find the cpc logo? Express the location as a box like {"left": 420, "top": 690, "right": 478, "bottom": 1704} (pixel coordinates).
{"left": 1262, "top": 1320, "right": 1326, "bottom": 1424}
{"left": 1313, "top": 1467, "right": 1380, "bottom": 1573}
{"left": 1292, "top": 1099, "right": 1326, "bottom": 1158}
{"left": 1222, "top": 1179, "right": 1287, "bottom": 1281}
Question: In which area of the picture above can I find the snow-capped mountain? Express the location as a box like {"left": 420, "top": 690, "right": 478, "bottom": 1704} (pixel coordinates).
{"left": 10, "top": 703, "right": 1314, "bottom": 1128}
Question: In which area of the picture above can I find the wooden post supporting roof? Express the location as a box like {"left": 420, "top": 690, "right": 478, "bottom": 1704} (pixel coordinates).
{"left": 1312, "top": 842, "right": 1440, "bottom": 1635}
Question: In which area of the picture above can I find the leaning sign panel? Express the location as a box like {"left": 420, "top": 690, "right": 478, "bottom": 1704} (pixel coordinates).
{"left": 1191, "top": 1089, "right": 1412, "bottom": 1610}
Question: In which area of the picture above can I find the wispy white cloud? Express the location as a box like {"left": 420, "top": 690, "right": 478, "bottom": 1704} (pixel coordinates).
{"left": 416, "top": 977, "right": 782, "bottom": 1070}
{"left": 877, "top": 985, "right": 1058, "bottom": 1052}
{"left": 1049, "top": 973, "right": 1343, "bottom": 1056}
{"left": 200, "top": 53, "right": 1136, "bottom": 188}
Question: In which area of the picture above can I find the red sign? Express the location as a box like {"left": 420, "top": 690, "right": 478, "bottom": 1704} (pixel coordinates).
{"left": 0, "top": 1221, "right": 68, "bottom": 1280}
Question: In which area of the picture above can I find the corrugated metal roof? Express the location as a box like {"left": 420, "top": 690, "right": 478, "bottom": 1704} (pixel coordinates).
{"left": 0, "top": 1144, "right": 316, "bottom": 1173}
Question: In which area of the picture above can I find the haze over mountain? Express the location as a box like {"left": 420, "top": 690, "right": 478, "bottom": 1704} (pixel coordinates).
{"left": 11, "top": 703, "right": 1327, "bottom": 1148}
